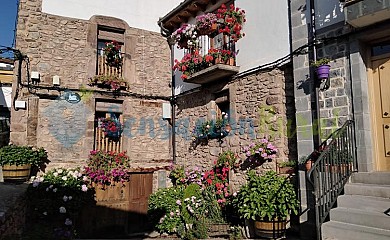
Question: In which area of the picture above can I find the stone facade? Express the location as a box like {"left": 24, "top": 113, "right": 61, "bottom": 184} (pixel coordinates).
{"left": 174, "top": 66, "right": 296, "bottom": 190}
{"left": 11, "top": 0, "right": 172, "bottom": 171}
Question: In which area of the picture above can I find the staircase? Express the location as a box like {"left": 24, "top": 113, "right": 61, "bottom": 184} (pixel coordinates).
{"left": 322, "top": 172, "right": 390, "bottom": 240}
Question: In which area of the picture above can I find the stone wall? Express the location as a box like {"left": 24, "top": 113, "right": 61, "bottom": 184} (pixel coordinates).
{"left": 11, "top": 0, "right": 172, "bottom": 170}
{"left": 316, "top": 26, "right": 352, "bottom": 139}
{"left": 175, "top": 66, "right": 296, "bottom": 190}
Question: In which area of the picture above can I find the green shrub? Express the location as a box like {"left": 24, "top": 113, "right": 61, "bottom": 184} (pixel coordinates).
{"left": 232, "top": 170, "right": 299, "bottom": 221}
{"left": 0, "top": 145, "right": 47, "bottom": 166}
{"left": 25, "top": 168, "right": 94, "bottom": 239}
{"left": 148, "top": 186, "right": 184, "bottom": 234}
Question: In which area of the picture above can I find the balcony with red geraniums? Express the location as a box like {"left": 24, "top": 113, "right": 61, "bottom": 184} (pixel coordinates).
{"left": 171, "top": 4, "right": 246, "bottom": 85}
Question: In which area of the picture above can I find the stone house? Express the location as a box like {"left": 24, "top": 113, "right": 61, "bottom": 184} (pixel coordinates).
{"left": 7, "top": 0, "right": 183, "bottom": 234}
{"left": 158, "top": 0, "right": 298, "bottom": 191}
{"left": 291, "top": 0, "right": 390, "bottom": 239}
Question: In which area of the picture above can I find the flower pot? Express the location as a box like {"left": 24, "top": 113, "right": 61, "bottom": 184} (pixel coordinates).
{"left": 2, "top": 164, "right": 31, "bottom": 182}
{"left": 208, "top": 223, "right": 230, "bottom": 237}
{"left": 215, "top": 56, "right": 222, "bottom": 64}
{"left": 228, "top": 57, "right": 235, "bottom": 66}
{"left": 278, "top": 166, "right": 295, "bottom": 175}
{"left": 316, "top": 64, "right": 330, "bottom": 79}
{"left": 254, "top": 219, "right": 286, "bottom": 239}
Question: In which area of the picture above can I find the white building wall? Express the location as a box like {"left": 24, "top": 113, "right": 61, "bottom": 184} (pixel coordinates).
{"left": 42, "top": 0, "right": 183, "bottom": 32}
{"left": 235, "top": 0, "right": 290, "bottom": 72}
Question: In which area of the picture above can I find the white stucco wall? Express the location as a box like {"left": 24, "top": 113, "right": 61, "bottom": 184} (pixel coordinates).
{"left": 314, "top": 0, "right": 344, "bottom": 29}
{"left": 42, "top": 0, "right": 183, "bottom": 32}
{"left": 235, "top": 0, "right": 290, "bottom": 72}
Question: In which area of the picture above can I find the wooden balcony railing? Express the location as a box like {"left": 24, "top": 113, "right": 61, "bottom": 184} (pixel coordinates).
{"left": 97, "top": 54, "right": 123, "bottom": 77}
{"left": 94, "top": 126, "right": 123, "bottom": 152}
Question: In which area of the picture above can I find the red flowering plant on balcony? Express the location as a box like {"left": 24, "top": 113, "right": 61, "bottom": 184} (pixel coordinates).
{"left": 103, "top": 40, "right": 122, "bottom": 68}
{"left": 98, "top": 117, "right": 123, "bottom": 139}
{"left": 173, "top": 50, "right": 203, "bottom": 79}
{"left": 84, "top": 150, "right": 131, "bottom": 188}
{"left": 217, "top": 4, "right": 246, "bottom": 42}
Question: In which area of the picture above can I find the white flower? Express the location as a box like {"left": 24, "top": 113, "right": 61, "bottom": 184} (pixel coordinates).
{"left": 222, "top": 112, "right": 226, "bottom": 115}
{"left": 82, "top": 176, "right": 88, "bottom": 181}
{"left": 32, "top": 181, "right": 40, "bottom": 188}
{"left": 57, "top": 169, "right": 63, "bottom": 174}
{"left": 233, "top": 192, "right": 237, "bottom": 197}
{"left": 63, "top": 196, "right": 68, "bottom": 202}
{"left": 62, "top": 176, "right": 67, "bottom": 181}
{"left": 81, "top": 184, "right": 88, "bottom": 192}
{"left": 59, "top": 206, "right": 66, "bottom": 213}
{"left": 43, "top": 212, "right": 47, "bottom": 216}
{"left": 68, "top": 171, "right": 73, "bottom": 176}
{"left": 49, "top": 185, "right": 53, "bottom": 189}
{"left": 53, "top": 172, "right": 58, "bottom": 177}
{"left": 53, "top": 188, "right": 57, "bottom": 192}
{"left": 46, "top": 188, "right": 49, "bottom": 192}
{"left": 68, "top": 196, "right": 72, "bottom": 201}
{"left": 65, "top": 218, "right": 72, "bottom": 226}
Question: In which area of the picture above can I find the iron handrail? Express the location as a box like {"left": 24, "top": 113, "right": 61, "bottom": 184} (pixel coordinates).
{"left": 307, "top": 120, "right": 357, "bottom": 239}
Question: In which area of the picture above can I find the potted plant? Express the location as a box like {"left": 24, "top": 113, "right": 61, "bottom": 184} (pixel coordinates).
{"left": 0, "top": 145, "right": 47, "bottom": 181}
{"left": 89, "top": 75, "right": 127, "bottom": 91}
{"left": 192, "top": 112, "right": 230, "bottom": 141}
{"left": 171, "top": 23, "right": 198, "bottom": 49}
{"left": 84, "top": 150, "right": 131, "bottom": 189}
{"left": 278, "top": 160, "right": 297, "bottom": 174}
{"left": 216, "top": 4, "right": 246, "bottom": 42}
{"left": 196, "top": 13, "right": 218, "bottom": 36}
{"left": 242, "top": 139, "right": 278, "bottom": 165}
{"left": 311, "top": 58, "right": 331, "bottom": 79}
{"left": 103, "top": 40, "right": 123, "bottom": 69}
{"left": 232, "top": 170, "right": 299, "bottom": 238}
{"left": 98, "top": 117, "right": 123, "bottom": 139}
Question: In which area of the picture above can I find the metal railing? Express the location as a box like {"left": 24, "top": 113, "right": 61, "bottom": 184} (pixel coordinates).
{"left": 307, "top": 120, "right": 357, "bottom": 239}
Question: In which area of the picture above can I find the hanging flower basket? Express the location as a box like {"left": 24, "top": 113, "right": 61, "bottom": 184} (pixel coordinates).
{"left": 99, "top": 117, "right": 123, "bottom": 140}
{"left": 103, "top": 41, "right": 122, "bottom": 69}
{"left": 316, "top": 64, "right": 331, "bottom": 79}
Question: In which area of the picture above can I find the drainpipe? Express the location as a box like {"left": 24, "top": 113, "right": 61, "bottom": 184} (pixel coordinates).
{"left": 308, "top": 0, "right": 320, "bottom": 150}
{"left": 159, "top": 22, "right": 177, "bottom": 164}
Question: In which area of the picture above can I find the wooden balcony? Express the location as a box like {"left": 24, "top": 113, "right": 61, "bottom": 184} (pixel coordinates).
{"left": 97, "top": 54, "right": 123, "bottom": 77}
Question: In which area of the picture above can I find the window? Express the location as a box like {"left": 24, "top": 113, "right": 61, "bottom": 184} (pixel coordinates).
{"left": 96, "top": 26, "right": 125, "bottom": 77}
{"left": 94, "top": 100, "right": 123, "bottom": 152}
{"left": 214, "top": 90, "right": 230, "bottom": 121}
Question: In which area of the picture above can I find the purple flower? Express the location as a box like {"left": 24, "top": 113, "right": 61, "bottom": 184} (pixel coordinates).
{"left": 176, "top": 200, "right": 181, "bottom": 205}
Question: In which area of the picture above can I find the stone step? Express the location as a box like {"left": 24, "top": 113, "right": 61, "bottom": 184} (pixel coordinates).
{"left": 323, "top": 221, "right": 390, "bottom": 240}
{"left": 337, "top": 195, "right": 390, "bottom": 213}
{"left": 329, "top": 207, "right": 390, "bottom": 230}
{"left": 351, "top": 172, "right": 390, "bottom": 185}
{"left": 344, "top": 183, "right": 390, "bottom": 198}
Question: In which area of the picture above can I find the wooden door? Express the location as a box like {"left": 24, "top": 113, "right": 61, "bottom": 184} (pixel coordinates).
{"left": 127, "top": 173, "right": 153, "bottom": 233}
{"left": 372, "top": 56, "right": 390, "bottom": 171}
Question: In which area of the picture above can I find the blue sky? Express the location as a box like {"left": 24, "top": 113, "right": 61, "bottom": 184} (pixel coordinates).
{"left": 0, "top": 0, "right": 18, "bottom": 58}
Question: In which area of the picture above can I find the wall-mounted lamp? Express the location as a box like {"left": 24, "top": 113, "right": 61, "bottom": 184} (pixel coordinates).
{"left": 31, "top": 71, "right": 40, "bottom": 83}
{"left": 53, "top": 75, "right": 60, "bottom": 85}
